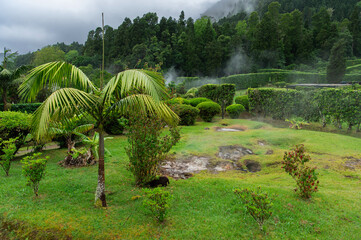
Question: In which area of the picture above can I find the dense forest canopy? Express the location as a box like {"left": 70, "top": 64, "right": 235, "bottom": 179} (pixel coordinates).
{"left": 13, "top": 0, "right": 361, "bottom": 78}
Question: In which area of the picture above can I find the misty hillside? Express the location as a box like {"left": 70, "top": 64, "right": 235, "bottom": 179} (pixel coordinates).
{"left": 201, "top": 0, "right": 255, "bottom": 20}
{"left": 0, "top": 53, "right": 4, "bottom": 63}
{"left": 203, "top": 0, "right": 360, "bottom": 20}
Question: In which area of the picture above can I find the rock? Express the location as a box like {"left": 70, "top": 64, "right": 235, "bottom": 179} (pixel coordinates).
{"left": 205, "top": 128, "right": 210, "bottom": 130}
{"left": 217, "top": 145, "right": 254, "bottom": 161}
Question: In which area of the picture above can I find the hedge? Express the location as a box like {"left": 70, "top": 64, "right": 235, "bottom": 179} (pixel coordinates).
{"left": 248, "top": 88, "right": 361, "bottom": 130}
{"left": 235, "top": 95, "right": 249, "bottom": 111}
{"left": 0, "top": 103, "right": 42, "bottom": 113}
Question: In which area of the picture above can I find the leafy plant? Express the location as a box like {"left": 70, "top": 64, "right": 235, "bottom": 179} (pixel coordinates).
{"left": 0, "top": 138, "right": 17, "bottom": 176}
{"left": 235, "top": 95, "right": 249, "bottom": 111}
{"left": 21, "top": 153, "right": 49, "bottom": 197}
{"left": 171, "top": 104, "right": 199, "bottom": 126}
{"left": 286, "top": 118, "right": 310, "bottom": 130}
{"left": 226, "top": 104, "right": 245, "bottom": 119}
{"left": 234, "top": 187, "right": 274, "bottom": 231}
{"left": 125, "top": 112, "right": 180, "bottom": 186}
{"left": 75, "top": 132, "right": 113, "bottom": 160}
{"left": 282, "top": 145, "right": 319, "bottom": 199}
{"left": 197, "top": 101, "right": 221, "bottom": 122}
{"left": 143, "top": 187, "right": 172, "bottom": 222}
{"left": 189, "top": 97, "right": 212, "bottom": 107}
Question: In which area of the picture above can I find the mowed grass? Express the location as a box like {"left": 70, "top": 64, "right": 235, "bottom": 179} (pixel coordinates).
{"left": 1, "top": 119, "right": 361, "bottom": 239}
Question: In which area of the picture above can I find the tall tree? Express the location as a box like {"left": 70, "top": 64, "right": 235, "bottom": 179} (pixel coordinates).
{"left": 327, "top": 39, "right": 346, "bottom": 83}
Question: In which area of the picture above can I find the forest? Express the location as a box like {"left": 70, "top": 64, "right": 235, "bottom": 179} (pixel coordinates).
{"left": 13, "top": 1, "right": 361, "bottom": 79}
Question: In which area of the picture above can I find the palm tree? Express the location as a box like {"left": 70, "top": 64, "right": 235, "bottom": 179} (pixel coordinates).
{"left": 19, "top": 61, "right": 178, "bottom": 207}
{"left": 0, "top": 48, "right": 29, "bottom": 111}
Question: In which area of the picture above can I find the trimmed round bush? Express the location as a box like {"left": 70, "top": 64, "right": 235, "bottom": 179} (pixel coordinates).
{"left": 197, "top": 102, "right": 221, "bottom": 122}
{"left": 189, "top": 97, "right": 212, "bottom": 107}
{"left": 235, "top": 95, "right": 249, "bottom": 111}
{"left": 172, "top": 104, "right": 200, "bottom": 126}
{"left": 167, "top": 97, "right": 190, "bottom": 105}
{"left": 226, "top": 104, "right": 245, "bottom": 119}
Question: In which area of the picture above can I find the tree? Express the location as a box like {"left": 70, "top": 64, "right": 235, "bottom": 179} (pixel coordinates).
{"left": 327, "top": 40, "right": 346, "bottom": 83}
{"left": 19, "top": 62, "right": 178, "bottom": 207}
{"left": 32, "top": 46, "right": 65, "bottom": 66}
{"left": 0, "top": 48, "right": 29, "bottom": 110}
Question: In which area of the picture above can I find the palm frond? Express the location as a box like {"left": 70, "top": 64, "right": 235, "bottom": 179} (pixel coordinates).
{"left": 111, "top": 94, "right": 179, "bottom": 125}
{"left": 31, "top": 88, "right": 98, "bottom": 140}
{"left": 74, "top": 124, "right": 94, "bottom": 134}
{"left": 103, "top": 69, "right": 169, "bottom": 103}
{"left": 19, "top": 61, "right": 96, "bottom": 102}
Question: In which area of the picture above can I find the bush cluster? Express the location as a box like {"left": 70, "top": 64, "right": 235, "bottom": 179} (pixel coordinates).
{"left": 189, "top": 97, "right": 212, "bottom": 107}
{"left": 0, "top": 111, "right": 32, "bottom": 153}
{"left": 197, "top": 101, "right": 221, "bottom": 122}
{"left": 226, "top": 104, "right": 245, "bottom": 119}
{"left": 143, "top": 187, "right": 172, "bottom": 222}
{"left": 235, "top": 95, "right": 249, "bottom": 111}
{"left": 172, "top": 104, "right": 199, "bottom": 126}
{"left": 167, "top": 97, "right": 190, "bottom": 105}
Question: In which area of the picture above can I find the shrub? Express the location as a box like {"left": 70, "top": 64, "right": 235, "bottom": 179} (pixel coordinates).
{"left": 282, "top": 145, "right": 319, "bottom": 199}
{"left": 104, "top": 116, "right": 128, "bottom": 135}
{"left": 234, "top": 187, "right": 274, "bottom": 231}
{"left": 184, "top": 87, "right": 199, "bottom": 98}
{"left": 167, "top": 97, "right": 190, "bottom": 106}
{"left": 143, "top": 187, "right": 172, "bottom": 222}
{"left": 189, "top": 97, "right": 212, "bottom": 107}
{"left": 218, "top": 84, "right": 236, "bottom": 119}
{"left": 172, "top": 104, "right": 199, "bottom": 126}
{"left": 198, "top": 84, "right": 219, "bottom": 102}
{"left": 125, "top": 112, "right": 180, "bottom": 186}
{"left": 0, "top": 138, "right": 17, "bottom": 176}
{"left": 197, "top": 102, "right": 221, "bottom": 122}
{"left": 21, "top": 153, "right": 49, "bottom": 197}
{"left": 235, "top": 95, "right": 249, "bottom": 111}
{"left": 226, "top": 104, "right": 245, "bottom": 119}
{"left": 0, "top": 111, "right": 32, "bottom": 153}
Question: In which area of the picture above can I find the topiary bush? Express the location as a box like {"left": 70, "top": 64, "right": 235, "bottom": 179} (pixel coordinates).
{"left": 189, "top": 97, "right": 212, "bottom": 107}
{"left": 198, "top": 84, "right": 219, "bottom": 102}
{"left": 197, "top": 102, "right": 221, "bottom": 122}
{"left": 172, "top": 104, "right": 199, "bottom": 126}
{"left": 184, "top": 87, "right": 199, "bottom": 98}
{"left": 235, "top": 95, "right": 249, "bottom": 111}
{"left": 166, "top": 97, "right": 190, "bottom": 106}
{"left": 226, "top": 104, "right": 245, "bottom": 119}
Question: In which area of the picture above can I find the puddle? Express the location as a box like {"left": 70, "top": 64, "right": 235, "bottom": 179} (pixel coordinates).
{"left": 214, "top": 125, "right": 246, "bottom": 132}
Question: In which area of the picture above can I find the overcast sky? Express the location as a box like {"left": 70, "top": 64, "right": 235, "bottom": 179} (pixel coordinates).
{"left": 0, "top": 0, "right": 219, "bottom": 54}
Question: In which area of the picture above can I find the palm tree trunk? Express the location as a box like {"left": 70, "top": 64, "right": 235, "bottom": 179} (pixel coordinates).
{"left": 95, "top": 128, "right": 107, "bottom": 207}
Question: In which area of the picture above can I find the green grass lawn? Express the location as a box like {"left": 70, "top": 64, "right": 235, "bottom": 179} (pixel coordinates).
{"left": 1, "top": 119, "right": 361, "bottom": 239}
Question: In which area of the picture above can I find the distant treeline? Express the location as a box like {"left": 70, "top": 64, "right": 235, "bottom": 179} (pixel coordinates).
{"left": 15, "top": 1, "right": 361, "bottom": 78}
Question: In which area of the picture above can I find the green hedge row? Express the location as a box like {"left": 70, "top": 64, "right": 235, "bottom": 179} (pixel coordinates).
{"left": 0, "top": 103, "right": 42, "bottom": 113}
{"left": 248, "top": 88, "right": 361, "bottom": 130}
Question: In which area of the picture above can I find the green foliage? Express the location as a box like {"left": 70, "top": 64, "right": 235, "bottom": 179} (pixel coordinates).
{"left": 218, "top": 84, "right": 236, "bottom": 118}
{"left": 143, "top": 187, "right": 172, "bottom": 222}
{"left": 21, "top": 153, "right": 49, "bottom": 197}
{"left": 286, "top": 118, "right": 310, "bottom": 130}
{"left": 327, "top": 40, "right": 347, "bottom": 83}
{"left": 0, "top": 138, "right": 17, "bottom": 176}
{"left": 125, "top": 112, "right": 180, "bottom": 186}
{"left": 235, "top": 95, "right": 249, "bottom": 111}
{"left": 32, "top": 46, "right": 65, "bottom": 66}
{"left": 0, "top": 111, "right": 31, "bottom": 152}
{"left": 171, "top": 104, "right": 199, "bottom": 126}
{"left": 1, "top": 103, "right": 42, "bottom": 113}
{"left": 184, "top": 87, "right": 199, "bottom": 98}
{"left": 234, "top": 187, "right": 274, "bottom": 231}
{"left": 167, "top": 97, "right": 190, "bottom": 105}
{"left": 197, "top": 101, "right": 221, "bottom": 122}
{"left": 198, "top": 84, "right": 219, "bottom": 102}
{"left": 104, "top": 116, "right": 128, "bottom": 135}
{"left": 189, "top": 97, "right": 212, "bottom": 107}
{"left": 282, "top": 145, "right": 319, "bottom": 199}
{"left": 226, "top": 104, "right": 245, "bottom": 119}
